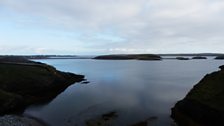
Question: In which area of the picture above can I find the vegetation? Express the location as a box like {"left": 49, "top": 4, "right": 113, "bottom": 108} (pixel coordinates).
{"left": 0, "top": 56, "right": 84, "bottom": 114}
{"left": 172, "top": 65, "right": 224, "bottom": 126}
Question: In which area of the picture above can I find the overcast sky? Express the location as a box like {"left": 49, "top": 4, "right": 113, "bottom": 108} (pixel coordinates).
{"left": 0, "top": 0, "right": 224, "bottom": 55}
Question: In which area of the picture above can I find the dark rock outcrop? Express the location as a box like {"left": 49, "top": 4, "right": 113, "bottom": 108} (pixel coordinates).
{"left": 94, "top": 54, "right": 161, "bottom": 60}
{"left": 171, "top": 65, "right": 224, "bottom": 126}
{"left": 0, "top": 115, "right": 46, "bottom": 126}
{"left": 0, "top": 56, "right": 84, "bottom": 114}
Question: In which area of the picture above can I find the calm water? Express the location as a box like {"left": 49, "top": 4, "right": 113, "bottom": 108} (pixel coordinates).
{"left": 24, "top": 58, "right": 224, "bottom": 126}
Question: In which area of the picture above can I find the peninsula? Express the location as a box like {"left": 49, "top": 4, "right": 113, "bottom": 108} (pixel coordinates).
{"left": 0, "top": 56, "right": 84, "bottom": 114}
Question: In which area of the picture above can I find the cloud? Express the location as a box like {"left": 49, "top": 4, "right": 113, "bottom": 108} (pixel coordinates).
{"left": 0, "top": 0, "right": 224, "bottom": 54}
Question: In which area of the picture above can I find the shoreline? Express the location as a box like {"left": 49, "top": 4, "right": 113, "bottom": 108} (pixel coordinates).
{"left": 0, "top": 57, "right": 85, "bottom": 120}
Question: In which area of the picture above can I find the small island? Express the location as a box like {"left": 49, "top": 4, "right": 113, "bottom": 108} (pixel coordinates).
{"left": 93, "top": 54, "right": 161, "bottom": 60}
{"left": 171, "top": 65, "right": 224, "bottom": 126}
{"left": 192, "top": 56, "right": 207, "bottom": 59}
{"left": 176, "top": 57, "right": 190, "bottom": 60}
{"left": 0, "top": 56, "right": 84, "bottom": 115}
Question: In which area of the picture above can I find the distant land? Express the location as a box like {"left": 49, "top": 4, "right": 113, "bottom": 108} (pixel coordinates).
{"left": 94, "top": 54, "right": 161, "bottom": 60}
{"left": 93, "top": 53, "right": 224, "bottom": 60}
{"left": 158, "top": 53, "right": 224, "bottom": 56}
{"left": 0, "top": 53, "right": 224, "bottom": 60}
{"left": 0, "top": 55, "right": 94, "bottom": 59}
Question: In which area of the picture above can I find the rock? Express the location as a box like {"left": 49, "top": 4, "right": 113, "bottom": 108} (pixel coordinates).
{"left": 219, "top": 65, "right": 224, "bottom": 70}
{"left": 81, "top": 81, "right": 90, "bottom": 84}
{"left": 131, "top": 116, "right": 158, "bottom": 126}
{"left": 0, "top": 56, "right": 84, "bottom": 114}
{"left": 85, "top": 111, "right": 118, "bottom": 126}
{"left": 93, "top": 54, "right": 161, "bottom": 60}
{"left": 85, "top": 111, "right": 158, "bottom": 126}
{"left": 0, "top": 115, "right": 46, "bottom": 126}
{"left": 192, "top": 56, "right": 207, "bottom": 59}
{"left": 171, "top": 65, "right": 224, "bottom": 126}
{"left": 102, "top": 111, "right": 118, "bottom": 120}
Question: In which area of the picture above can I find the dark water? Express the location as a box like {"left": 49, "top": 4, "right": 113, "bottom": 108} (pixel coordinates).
{"left": 24, "top": 58, "right": 224, "bottom": 126}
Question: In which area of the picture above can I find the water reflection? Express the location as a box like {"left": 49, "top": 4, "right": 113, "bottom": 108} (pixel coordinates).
{"left": 24, "top": 59, "right": 224, "bottom": 126}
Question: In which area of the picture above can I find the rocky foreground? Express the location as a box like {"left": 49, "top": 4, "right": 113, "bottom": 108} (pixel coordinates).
{"left": 171, "top": 65, "right": 224, "bottom": 126}
{"left": 0, "top": 115, "right": 46, "bottom": 126}
{"left": 0, "top": 56, "right": 84, "bottom": 114}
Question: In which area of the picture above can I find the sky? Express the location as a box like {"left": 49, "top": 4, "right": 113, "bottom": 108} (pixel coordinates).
{"left": 0, "top": 0, "right": 224, "bottom": 55}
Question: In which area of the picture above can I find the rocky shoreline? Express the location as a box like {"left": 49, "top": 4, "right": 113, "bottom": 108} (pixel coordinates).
{"left": 0, "top": 56, "right": 84, "bottom": 125}
{"left": 2, "top": 56, "right": 224, "bottom": 126}
{"left": 171, "top": 65, "right": 224, "bottom": 126}
{"left": 0, "top": 115, "right": 47, "bottom": 126}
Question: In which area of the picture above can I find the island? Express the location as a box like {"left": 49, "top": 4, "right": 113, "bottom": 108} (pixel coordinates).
{"left": 93, "top": 54, "right": 161, "bottom": 60}
{"left": 159, "top": 53, "right": 224, "bottom": 57}
{"left": 192, "top": 56, "right": 207, "bottom": 59}
{"left": 0, "top": 56, "right": 84, "bottom": 114}
{"left": 171, "top": 65, "right": 224, "bottom": 126}
{"left": 176, "top": 57, "right": 190, "bottom": 60}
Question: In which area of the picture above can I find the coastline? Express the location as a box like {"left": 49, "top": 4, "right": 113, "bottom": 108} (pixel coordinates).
{"left": 0, "top": 57, "right": 85, "bottom": 125}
